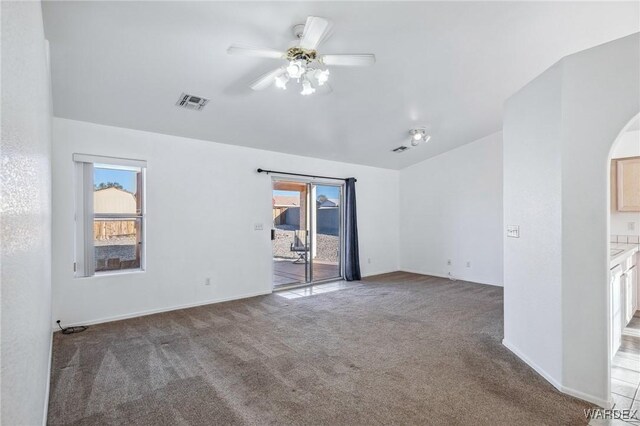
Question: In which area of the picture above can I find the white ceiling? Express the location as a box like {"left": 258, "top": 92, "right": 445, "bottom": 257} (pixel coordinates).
{"left": 42, "top": 1, "right": 639, "bottom": 169}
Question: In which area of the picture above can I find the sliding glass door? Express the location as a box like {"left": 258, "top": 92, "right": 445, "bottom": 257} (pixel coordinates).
{"left": 271, "top": 179, "right": 343, "bottom": 289}
{"left": 310, "top": 184, "right": 342, "bottom": 283}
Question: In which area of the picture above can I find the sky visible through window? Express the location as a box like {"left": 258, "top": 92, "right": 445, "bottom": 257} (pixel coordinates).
{"left": 94, "top": 168, "right": 137, "bottom": 193}
{"left": 273, "top": 185, "right": 340, "bottom": 200}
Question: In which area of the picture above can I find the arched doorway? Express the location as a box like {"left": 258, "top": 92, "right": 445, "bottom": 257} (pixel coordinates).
{"left": 607, "top": 113, "right": 640, "bottom": 410}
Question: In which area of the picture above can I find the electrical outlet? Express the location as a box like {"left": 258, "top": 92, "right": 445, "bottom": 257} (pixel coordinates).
{"left": 466, "top": 261, "right": 471, "bottom": 268}
{"left": 254, "top": 223, "right": 263, "bottom": 231}
{"left": 205, "top": 277, "right": 211, "bottom": 286}
{"left": 447, "top": 259, "right": 452, "bottom": 266}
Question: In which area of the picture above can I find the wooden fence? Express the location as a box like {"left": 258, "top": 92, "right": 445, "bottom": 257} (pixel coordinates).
{"left": 94, "top": 220, "right": 137, "bottom": 240}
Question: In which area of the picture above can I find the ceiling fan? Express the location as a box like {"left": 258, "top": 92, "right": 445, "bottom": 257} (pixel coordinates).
{"left": 227, "top": 16, "right": 376, "bottom": 95}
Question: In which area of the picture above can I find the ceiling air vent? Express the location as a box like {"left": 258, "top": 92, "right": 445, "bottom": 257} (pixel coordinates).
{"left": 392, "top": 146, "right": 409, "bottom": 153}
{"left": 176, "top": 93, "right": 209, "bottom": 111}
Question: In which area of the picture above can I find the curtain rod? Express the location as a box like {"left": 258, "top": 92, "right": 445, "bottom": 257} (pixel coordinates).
{"left": 257, "top": 168, "right": 356, "bottom": 182}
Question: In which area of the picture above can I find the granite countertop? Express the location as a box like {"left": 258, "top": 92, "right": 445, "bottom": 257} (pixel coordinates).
{"left": 610, "top": 243, "right": 640, "bottom": 267}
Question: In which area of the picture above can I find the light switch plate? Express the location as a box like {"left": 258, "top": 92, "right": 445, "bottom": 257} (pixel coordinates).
{"left": 507, "top": 225, "right": 520, "bottom": 238}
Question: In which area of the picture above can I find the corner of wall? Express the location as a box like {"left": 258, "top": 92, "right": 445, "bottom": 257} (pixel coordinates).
{"left": 42, "top": 334, "right": 53, "bottom": 426}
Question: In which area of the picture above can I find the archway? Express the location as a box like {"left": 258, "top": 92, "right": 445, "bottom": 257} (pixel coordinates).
{"left": 503, "top": 32, "right": 640, "bottom": 407}
{"left": 607, "top": 113, "right": 640, "bottom": 408}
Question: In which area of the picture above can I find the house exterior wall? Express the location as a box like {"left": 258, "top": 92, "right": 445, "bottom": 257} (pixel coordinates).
{"left": 94, "top": 187, "right": 136, "bottom": 214}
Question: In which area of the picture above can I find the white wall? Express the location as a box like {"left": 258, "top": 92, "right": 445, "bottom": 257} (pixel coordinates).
{"left": 560, "top": 33, "right": 639, "bottom": 406}
{"left": 503, "top": 60, "right": 565, "bottom": 386}
{"left": 612, "top": 130, "right": 640, "bottom": 158}
{"left": 399, "top": 132, "right": 503, "bottom": 286}
{"left": 610, "top": 130, "right": 640, "bottom": 236}
{"left": 52, "top": 118, "right": 400, "bottom": 326}
{"left": 503, "top": 33, "right": 640, "bottom": 407}
{"left": 1, "top": 1, "right": 53, "bottom": 425}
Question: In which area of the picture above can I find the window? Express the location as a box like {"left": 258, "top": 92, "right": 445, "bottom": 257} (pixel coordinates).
{"left": 73, "top": 154, "right": 146, "bottom": 277}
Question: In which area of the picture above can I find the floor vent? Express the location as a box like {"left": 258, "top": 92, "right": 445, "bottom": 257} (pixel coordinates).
{"left": 176, "top": 93, "right": 209, "bottom": 111}
{"left": 392, "top": 146, "right": 409, "bottom": 153}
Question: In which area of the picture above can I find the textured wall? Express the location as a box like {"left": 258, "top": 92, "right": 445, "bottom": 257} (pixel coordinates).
{"left": 560, "top": 33, "right": 639, "bottom": 406}
{"left": 399, "top": 132, "right": 503, "bottom": 286}
{"left": 1, "top": 1, "right": 53, "bottom": 424}
{"left": 51, "top": 118, "right": 400, "bottom": 326}
{"left": 503, "top": 33, "right": 640, "bottom": 406}
{"left": 503, "top": 62, "right": 564, "bottom": 388}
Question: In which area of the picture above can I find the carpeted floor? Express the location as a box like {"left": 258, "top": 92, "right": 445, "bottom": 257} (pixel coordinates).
{"left": 48, "top": 272, "right": 593, "bottom": 425}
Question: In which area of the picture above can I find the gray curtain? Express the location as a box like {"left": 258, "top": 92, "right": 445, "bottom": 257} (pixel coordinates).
{"left": 344, "top": 178, "right": 361, "bottom": 281}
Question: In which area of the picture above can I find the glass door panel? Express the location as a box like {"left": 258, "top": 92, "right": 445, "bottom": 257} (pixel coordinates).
{"left": 271, "top": 180, "right": 310, "bottom": 288}
{"left": 310, "top": 184, "right": 342, "bottom": 282}
{"left": 271, "top": 180, "right": 343, "bottom": 289}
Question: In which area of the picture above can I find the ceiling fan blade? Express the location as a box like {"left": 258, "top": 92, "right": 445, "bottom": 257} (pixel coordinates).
{"left": 250, "top": 67, "right": 286, "bottom": 91}
{"left": 321, "top": 54, "right": 376, "bottom": 66}
{"left": 227, "top": 45, "right": 284, "bottom": 59}
{"left": 299, "top": 16, "right": 332, "bottom": 50}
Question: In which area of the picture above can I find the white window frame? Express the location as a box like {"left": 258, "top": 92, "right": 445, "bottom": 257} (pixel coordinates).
{"left": 73, "top": 154, "right": 147, "bottom": 277}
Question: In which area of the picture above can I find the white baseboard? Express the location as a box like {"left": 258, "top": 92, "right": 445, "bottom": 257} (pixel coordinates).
{"left": 561, "top": 385, "right": 612, "bottom": 410}
{"left": 398, "top": 269, "right": 503, "bottom": 287}
{"left": 42, "top": 331, "right": 53, "bottom": 426}
{"left": 502, "top": 339, "right": 611, "bottom": 408}
{"left": 54, "top": 271, "right": 402, "bottom": 330}
{"left": 361, "top": 268, "right": 401, "bottom": 278}
{"left": 53, "top": 289, "right": 272, "bottom": 329}
{"left": 502, "top": 339, "right": 563, "bottom": 389}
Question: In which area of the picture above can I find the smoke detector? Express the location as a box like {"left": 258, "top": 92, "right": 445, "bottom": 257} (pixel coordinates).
{"left": 176, "top": 93, "right": 209, "bottom": 111}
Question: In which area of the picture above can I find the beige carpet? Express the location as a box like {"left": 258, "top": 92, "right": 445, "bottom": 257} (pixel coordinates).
{"left": 48, "top": 272, "right": 592, "bottom": 425}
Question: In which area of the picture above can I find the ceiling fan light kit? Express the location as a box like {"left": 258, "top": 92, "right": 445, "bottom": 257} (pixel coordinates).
{"left": 227, "top": 16, "right": 375, "bottom": 96}
{"left": 314, "top": 69, "right": 330, "bottom": 85}
{"left": 300, "top": 79, "right": 316, "bottom": 95}
{"left": 285, "top": 59, "right": 306, "bottom": 79}
{"left": 273, "top": 74, "right": 287, "bottom": 90}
